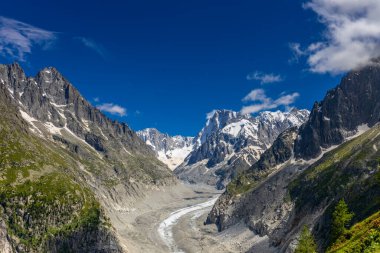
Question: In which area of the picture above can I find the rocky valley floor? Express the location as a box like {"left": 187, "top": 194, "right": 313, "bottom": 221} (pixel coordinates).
{"left": 106, "top": 183, "right": 272, "bottom": 253}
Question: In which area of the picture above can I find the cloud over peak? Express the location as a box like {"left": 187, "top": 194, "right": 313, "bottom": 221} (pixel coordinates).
{"left": 97, "top": 103, "right": 127, "bottom": 117}
{"left": 0, "top": 16, "right": 56, "bottom": 61}
{"left": 246, "top": 71, "right": 283, "bottom": 84}
{"left": 241, "top": 88, "right": 299, "bottom": 115}
{"left": 294, "top": 0, "right": 380, "bottom": 74}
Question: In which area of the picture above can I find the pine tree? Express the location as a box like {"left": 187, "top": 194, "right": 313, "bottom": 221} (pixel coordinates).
{"left": 330, "top": 199, "right": 354, "bottom": 243}
{"left": 295, "top": 225, "right": 318, "bottom": 253}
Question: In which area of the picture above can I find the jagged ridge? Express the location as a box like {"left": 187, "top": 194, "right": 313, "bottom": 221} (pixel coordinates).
{"left": 175, "top": 108, "right": 309, "bottom": 188}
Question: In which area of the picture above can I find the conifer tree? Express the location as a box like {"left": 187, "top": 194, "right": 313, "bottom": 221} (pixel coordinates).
{"left": 330, "top": 199, "right": 354, "bottom": 243}
{"left": 295, "top": 225, "right": 318, "bottom": 253}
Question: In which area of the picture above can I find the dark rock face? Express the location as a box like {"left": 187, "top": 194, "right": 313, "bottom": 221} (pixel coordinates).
{"left": 251, "top": 126, "right": 298, "bottom": 172}
{"left": 0, "top": 63, "right": 156, "bottom": 158}
{"left": 295, "top": 61, "right": 380, "bottom": 159}
{"left": 206, "top": 127, "right": 300, "bottom": 229}
{"left": 45, "top": 227, "right": 123, "bottom": 253}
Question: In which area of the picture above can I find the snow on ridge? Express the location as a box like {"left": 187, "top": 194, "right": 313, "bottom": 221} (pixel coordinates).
{"left": 19, "top": 110, "right": 43, "bottom": 135}
{"left": 137, "top": 128, "right": 195, "bottom": 170}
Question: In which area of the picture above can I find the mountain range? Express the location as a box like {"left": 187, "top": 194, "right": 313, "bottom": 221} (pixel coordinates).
{"left": 1, "top": 59, "right": 380, "bottom": 253}
{"left": 139, "top": 108, "right": 309, "bottom": 189}
{"left": 206, "top": 59, "right": 380, "bottom": 252}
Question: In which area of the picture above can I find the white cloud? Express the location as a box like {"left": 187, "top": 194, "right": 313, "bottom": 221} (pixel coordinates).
{"left": 0, "top": 16, "right": 56, "bottom": 61}
{"left": 97, "top": 103, "right": 127, "bottom": 117}
{"left": 75, "top": 37, "right": 106, "bottom": 58}
{"left": 241, "top": 89, "right": 299, "bottom": 115}
{"left": 246, "top": 71, "right": 283, "bottom": 84}
{"left": 242, "top": 89, "right": 270, "bottom": 103}
{"left": 93, "top": 97, "right": 100, "bottom": 102}
{"left": 296, "top": 0, "right": 380, "bottom": 74}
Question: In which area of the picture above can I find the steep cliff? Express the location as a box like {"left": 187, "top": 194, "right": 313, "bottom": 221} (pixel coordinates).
{"left": 0, "top": 63, "right": 175, "bottom": 252}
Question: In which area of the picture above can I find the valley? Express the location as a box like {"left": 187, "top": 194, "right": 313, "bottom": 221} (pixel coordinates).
{"left": 2, "top": 1, "right": 380, "bottom": 252}
{"left": 109, "top": 182, "right": 268, "bottom": 253}
{"left": 1, "top": 59, "right": 380, "bottom": 253}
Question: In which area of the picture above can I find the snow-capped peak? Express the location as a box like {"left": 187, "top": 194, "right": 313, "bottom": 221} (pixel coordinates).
{"left": 137, "top": 128, "right": 194, "bottom": 170}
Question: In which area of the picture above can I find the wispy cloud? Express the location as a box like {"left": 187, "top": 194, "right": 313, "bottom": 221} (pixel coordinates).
{"left": 97, "top": 103, "right": 127, "bottom": 117}
{"left": 293, "top": 0, "right": 380, "bottom": 74}
{"left": 289, "top": 42, "right": 306, "bottom": 63}
{"left": 75, "top": 37, "right": 106, "bottom": 58}
{"left": 241, "top": 88, "right": 299, "bottom": 114}
{"left": 0, "top": 16, "right": 56, "bottom": 61}
{"left": 246, "top": 71, "right": 283, "bottom": 84}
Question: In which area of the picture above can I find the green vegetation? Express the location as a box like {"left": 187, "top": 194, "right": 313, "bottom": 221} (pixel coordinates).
{"left": 0, "top": 108, "right": 104, "bottom": 251}
{"left": 288, "top": 125, "right": 380, "bottom": 252}
{"left": 0, "top": 172, "right": 101, "bottom": 249}
{"left": 331, "top": 200, "right": 354, "bottom": 244}
{"left": 295, "top": 226, "right": 318, "bottom": 253}
{"left": 226, "top": 173, "right": 259, "bottom": 195}
{"left": 289, "top": 125, "right": 380, "bottom": 216}
{"left": 327, "top": 211, "right": 380, "bottom": 253}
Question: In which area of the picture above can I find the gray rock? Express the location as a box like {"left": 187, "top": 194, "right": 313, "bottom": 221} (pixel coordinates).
{"left": 295, "top": 59, "right": 380, "bottom": 159}
{"left": 175, "top": 109, "right": 309, "bottom": 188}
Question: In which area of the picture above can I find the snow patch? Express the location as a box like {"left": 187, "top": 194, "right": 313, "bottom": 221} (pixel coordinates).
{"left": 44, "top": 122, "right": 62, "bottom": 135}
{"left": 19, "top": 110, "right": 43, "bottom": 136}
{"left": 157, "top": 144, "right": 194, "bottom": 170}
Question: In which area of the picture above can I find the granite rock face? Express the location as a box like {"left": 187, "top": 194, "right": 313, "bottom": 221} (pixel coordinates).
{"left": 175, "top": 109, "right": 309, "bottom": 188}
{"left": 295, "top": 60, "right": 380, "bottom": 159}
{"left": 0, "top": 63, "right": 157, "bottom": 158}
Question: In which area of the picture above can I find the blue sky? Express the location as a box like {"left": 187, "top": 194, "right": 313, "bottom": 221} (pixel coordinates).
{"left": 1, "top": 0, "right": 379, "bottom": 136}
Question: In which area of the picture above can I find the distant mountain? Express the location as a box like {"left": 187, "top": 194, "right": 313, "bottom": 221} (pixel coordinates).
{"left": 137, "top": 128, "right": 194, "bottom": 170}
{"left": 174, "top": 108, "right": 309, "bottom": 188}
{"left": 207, "top": 60, "right": 380, "bottom": 252}
{"left": 0, "top": 63, "right": 174, "bottom": 252}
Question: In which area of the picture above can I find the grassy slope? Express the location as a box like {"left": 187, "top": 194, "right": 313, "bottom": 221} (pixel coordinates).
{"left": 327, "top": 211, "right": 380, "bottom": 253}
{"left": 0, "top": 97, "right": 108, "bottom": 251}
{"left": 289, "top": 125, "right": 380, "bottom": 218}
{"left": 289, "top": 125, "right": 380, "bottom": 250}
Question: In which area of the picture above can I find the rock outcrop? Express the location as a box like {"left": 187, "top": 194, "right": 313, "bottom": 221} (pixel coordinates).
{"left": 295, "top": 59, "right": 380, "bottom": 159}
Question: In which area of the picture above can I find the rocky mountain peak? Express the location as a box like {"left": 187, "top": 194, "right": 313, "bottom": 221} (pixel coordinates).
{"left": 196, "top": 109, "right": 248, "bottom": 146}
{"left": 295, "top": 61, "right": 380, "bottom": 159}
{"left": 137, "top": 128, "right": 194, "bottom": 170}
{"left": 0, "top": 63, "right": 165, "bottom": 159}
{"left": 175, "top": 108, "right": 309, "bottom": 188}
